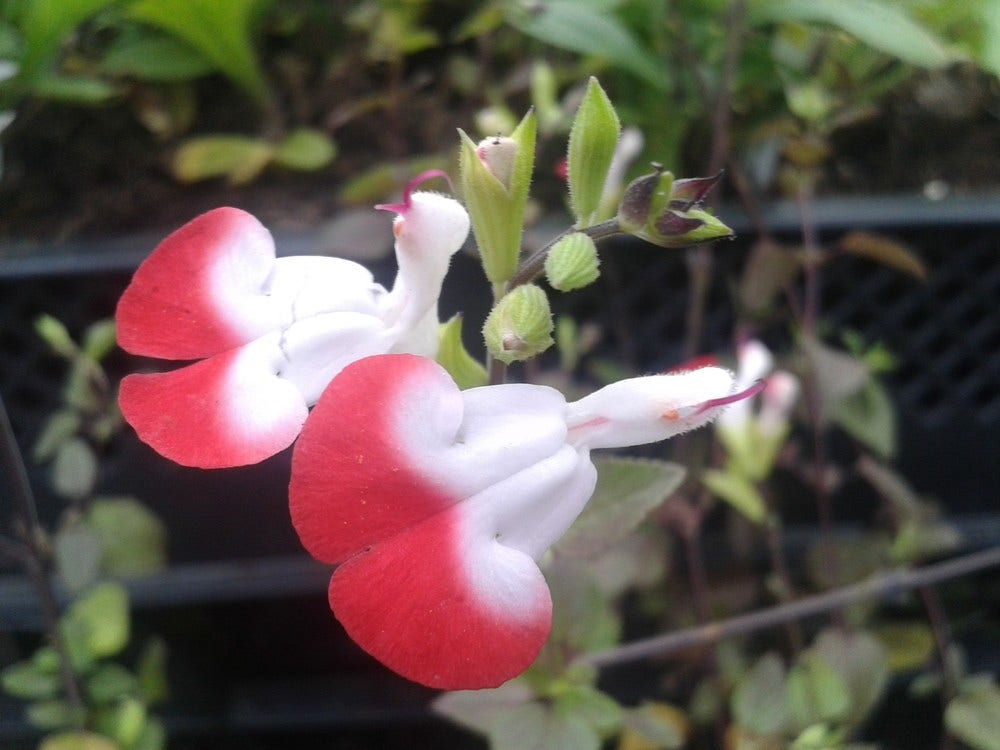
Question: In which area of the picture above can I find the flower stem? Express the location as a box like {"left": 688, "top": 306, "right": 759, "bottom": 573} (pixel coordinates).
{"left": 582, "top": 546, "right": 1000, "bottom": 668}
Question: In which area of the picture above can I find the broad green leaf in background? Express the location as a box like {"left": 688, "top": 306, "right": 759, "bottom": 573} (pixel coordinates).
{"left": 490, "top": 700, "right": 601, "bottom": 750}
{"left": 273, "top": 128, "right": 337, "bottom": 171}
{"left": 811, "top": 628, "right": 889, "bottom": 726}
{"left": 785, "top": 654, "right": 851, "bottom": 731}
{"left": 100, "top": 29, "right": 216, "bottom": 82}
{"left": 555, "top": 457, "right": 685, "bottom": 559}
{"left": 505, "top": 1, "right": 669, "bottom": 90}
{"left": 17, "top": 0, "right": 120, "bottom": 79}
{"left": 25, "top": 699, "right": 87, "bottom": 731}
{"left": 945, "top": 681, "right": 1000, "bottom": 750}
{"left": 554, "top": 683, "right": 622, "bottom": 738}
{"left": 63, "top": 582, "right": 130, "bottom": 659}
{"left": 436, "top": 315, "right": 488, "bottom": 389}
{"left": 1, "top": 660, "right": 62, "bottom": 700}
{"left": 748, "top": 0, "right": 955, "bottom": 69}
{"left": 128, "top": 0, "right": 271, "bottom": 103}
{"left": 731, "top": 652, "right": 789, "bottom": 737}
{"left": 171, "top": 134, "right": 274, "bottom": 185}
{"left": 86, "top": 496, "right": 167, "bottom": 575}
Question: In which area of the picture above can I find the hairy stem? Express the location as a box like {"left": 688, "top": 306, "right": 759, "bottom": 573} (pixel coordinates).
{"left": 582, "top": 546, "right": 1000, "bottom": 668}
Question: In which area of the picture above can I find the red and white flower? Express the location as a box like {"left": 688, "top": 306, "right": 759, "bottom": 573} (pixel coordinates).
{"left": 115, "top": 172, "right": 469, "bottom": 468}
{"left": 289, "top": 353, "right": 760, "bottom": 690}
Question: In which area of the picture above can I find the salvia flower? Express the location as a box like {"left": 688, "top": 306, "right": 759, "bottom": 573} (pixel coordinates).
{"left": 116, "top": 171, "right": 470, "bottom": 468}
{"left": 288, "top": 353, "right": 761, "bottom": 690}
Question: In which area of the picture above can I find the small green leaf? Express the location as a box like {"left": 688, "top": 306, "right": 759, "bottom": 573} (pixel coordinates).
{"left": 812, "top": 628, "right": 889, "bottom": 725}
{"left": 54, "top": 523, "right": 102, "bottom": 592}
{"left": 831, "top": 379, "right": 896, "bottom": 459}
{"left": 136, "top": 638, "right": 169, "bottom": 705}
{"left": 39, "top": 731, "right": 118, "bottom": 750}
{"left": 29, "top": 74, "right": 122, "bottom": 103}
{"left": 875, "top": 622, "right": 935, "bottom": 672}
{"left": 701, "top": 468, "right": 767, "bottom": 524}
{"left": 86, "top": 497, "right": 167, "bottom": 575}
{"left": 26, "top": 699, "right": 87, "bottom": 731}
{"left": 489, "top": 701, "right": 601, "bottom": 750}
{"left": 567, "top": 77, "right": 620, "bottom": 227}
{"left": 554, "top": 683, "right": 622, "bottom": 737}
{"left": 545, "top": 562, "right": 620, "bottom": 655}
{"left": 1, "top": 660, "right": 62, "bottom": 700}
{"left": 32, "top": 647, "right": 62, "bottom": 675}
{"left": 748, "top": 0, "right": 954, "bottom": 69}
{"left": 945, "top": 682, "right": 1000, "bottom": 750}
{"left": 95, "top": 696, "right": 146, "bottom": 747}
{"left": 273, "top": 128, "right": 337, "bottom": 171}
{"left": 132, "top": 717, "right": 167, "bottom": 750}
{"left": 620, "top": 702, "right": 688, "bottom": 750}
{"left": 786, "top": 654, "right": 851, "bottom": 730}
{"left": 52, "top": 438, "right": 97, "bottom": 501}
{"left": 64, "top": 582, "right": 130, "bottom": 659}
{"left": 797, "top": 334, "right": 870, "bottom": 411}
{"left": 436, "top": 315, "right": 487, "bottom": 389}
{"left": 81, "top": 319, "right": 117, "bottom": 362}
{"left": 171, "top": 135, "right": 274, "bottom": 185}
{"left": 17, "top": 0, "right": 120, "bottom": 79}
{"left": 731, "top": 652, "right": 789, "bottom": 737}
{"left": 36, "top": 314, "right": 76, "bottom": 358}
{"left": 85, "top": 664, "right": 140, "bottom": 705}
{"left": 556, "top": 458, "right": 685, "bottom": 559}
{"left": 33, "top": 410, "right": 82, "bottom": 462}
{"left": 432, "top": 680, "right": 535, "bottom": 736}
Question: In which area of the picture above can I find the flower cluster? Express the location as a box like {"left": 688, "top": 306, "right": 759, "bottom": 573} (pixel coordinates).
{"left": 117, "top": 166, "right": 755, "bottom": 690}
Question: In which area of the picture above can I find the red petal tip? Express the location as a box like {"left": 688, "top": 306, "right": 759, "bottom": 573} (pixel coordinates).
{"left": 375, "top": 170, "right": 453, "bottom": 214}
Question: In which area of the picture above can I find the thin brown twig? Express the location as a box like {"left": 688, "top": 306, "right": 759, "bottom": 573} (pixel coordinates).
{"left": 582, "top": 546, "right": 1000, "bottom": 668}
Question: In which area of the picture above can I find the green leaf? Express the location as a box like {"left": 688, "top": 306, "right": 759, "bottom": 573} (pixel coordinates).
{"left": 54, "top": 523, "right": 102, "bottom": 593}
{"left": 100, "top": 29, "right": 216, "bottom": 81}
{"left": 567, "top": 77, "right": 620, "bottom": 227}
{"left": 29, "top": 73, "right": 121, "bottom": 103}
{"left": 731, "top": 652, "right": 789, "bottom": 737}
{"left": 874, "top": 622, "right": 935, "bottom": 672}
{"left": 273, "top": 128, "right": 337, "bottom": 171}
{"left": 35, "top": 314, "right": 77, "bottom": 357}
{"left": 132, "top": 717, "right": 167, "bottom": 750}
{"left": 1, "top": 660, "right": 62, "bottom": 700}
{"left": 39, "top": 731, "right": 118, "bottom": 750}
{"left": 945, "top": 682, "right": 1000, "bottom": 750}
{"left": 556, "top": 458, "right": 685, "bottom": 559}
{"left": 26, "top": 699, "right": 87, "bottom": 731}
{"left": 33, "top": 410, "right": 82, "bottom": 462}
{"left": 811, "top": 628, "right": 888, "bottom": 726}
{"left": 17, "top": 0, "right": 120, "bottom": 79}
{"left": 489, "top": 701, "right": 601, "bottom": 750}
{"left": 786, "top": 654, "right": 851, "bottom": 731}
{"left": 63, "top": 582, "right": 130, "bottom": 659}
{"left": 81, "top": 319, "right": 117, "bottom": 362}
{"left": 128, "top": 0, "right": 271, "bottom": 103}
{"left": 748, "top": 0, "right": 954, "bottom": 68}
{"left": 136, "top": 638, "right": 169, "bottom": 705}
{"left": 701, "top": 468, "right": 767, "bottom": 524}
{"left": 831, "top": 379, "right": 896, "bottom": 459}
{"left": 505, "top": 1, "right": 668, "bottom": 89}
{"left": 554, "top": 683, "right": 622, "bottom": 737}
{"left": 95, "top": 695, "right": 146, "bottom": 747}
{"left": 432, "top": 680, "right": 535, "bottom": 736}
{"left": 171, "top": 134, "right": 274, "bottom": 185}
{"left": 435, "top": 315, "right": 487, "bottom": 389}
{"left": 546, "top": 562, "right": 620, "bottom": 655}
{"left": 620, "top": 702, "right": 687, "bottom": 749}
{"left": 797, "top": 334, "right": 870, "bottom": 412}
{"left": 85, "top": 664, "right": 140, "bottom": 705}
{"left": 52, "top": 437, "right": 97, "bottom": 501}
{"left": 86, "top": 497, "right": 167, "bottom": 575}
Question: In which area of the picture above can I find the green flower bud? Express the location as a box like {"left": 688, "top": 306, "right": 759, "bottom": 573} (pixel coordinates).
{"left": 544, "top": 232, "right": 600, "bottom": 292}
{"left": 617, "top": 168, "right": 734, "bottom": 248}
{"left": 458, "top": 109, "right": 537, "bottom": 284}
{"left": 482, "top": 284, "right": 554, "bottom": 364}
{"left": 567, "top": 77, "right": 621, "bottom": 228}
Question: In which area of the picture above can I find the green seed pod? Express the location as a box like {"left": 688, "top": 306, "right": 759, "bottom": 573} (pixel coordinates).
{"left": 544, "top": 232, "right": 600, "bottom": 291}
{"left": 482, "top": 284, "right": 554, "bottom": 364}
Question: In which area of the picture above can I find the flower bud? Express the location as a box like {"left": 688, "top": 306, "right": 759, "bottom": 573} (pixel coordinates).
{"left": 617, "top": 168, "right": 734, "bottom": 249}
{"left": 544, "top": 232, "right": 600, "bottom": 292}
{"left": 458, "top": 110, "right": 537, "bottom": 284}
{"left": 482, "top": 284, "right": 554, "bottom": 364}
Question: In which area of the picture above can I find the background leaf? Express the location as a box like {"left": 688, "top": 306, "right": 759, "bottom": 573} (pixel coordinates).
{"left": 945, "top": 682, "right": 1000, "bottom": 750}
{"left": 556, "top": 458, "right": 685, "bottom": 559}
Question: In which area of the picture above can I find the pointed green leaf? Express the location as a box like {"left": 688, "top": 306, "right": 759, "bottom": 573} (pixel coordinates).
{"left": 436, "top": 315, "right": 487, "bottom": 389}
{"left": 701, "top": 468, "right": 767, "bottom": 524}
{"left": 81, "top": 319, "right": 117, "bottom": 362}
{"left": 556, "top": 458, "right": 685, "bottom": 559}
{"left": 128, "top": 0, "right": 271, "bottom": 103}
{"left": 567, "top": 77, "right": 620, "bottom": 227}
{"left": 748, "top": 0, "right": 954, "bottom": 69}
{"left": 136, "top": 638, "right": 169, "bottom": 705}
